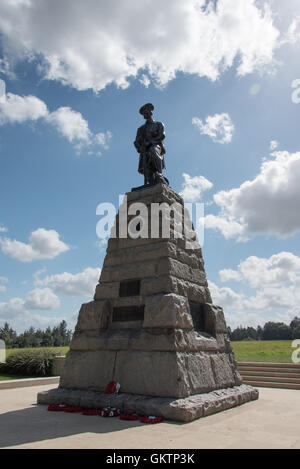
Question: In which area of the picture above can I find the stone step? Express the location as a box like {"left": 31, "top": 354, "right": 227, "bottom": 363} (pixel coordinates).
{"left": 242, "top": 380, "right": 300, "bottom": 390}
{"left": 37, "top": 384, "right": 259, "bottom": 423}
{"left": 238, "top": 365, "right": 300, "bottom": 374}
{"left": 0, "top": 376, "right": 59, "bottom": 390}
{"left": 241, "top": 374, "right": 300, "bottom": 384}
{"left": 238, "top": 362, "right": 300, "bottom": 389}
{"left": 239, "top": 370, "right": 300, "bottom": 379}
{"left": 238, "top": 362, "right": 300, "bottom": 369}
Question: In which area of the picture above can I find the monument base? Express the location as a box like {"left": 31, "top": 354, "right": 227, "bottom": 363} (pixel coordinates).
{"left": 37, "top": 384, "right": 258, "bottom": 422}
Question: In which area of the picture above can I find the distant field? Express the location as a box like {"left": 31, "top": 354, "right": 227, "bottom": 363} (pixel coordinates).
{"left": 232, "top": 340, "right": 295, "bottom": 363}
{"left": 5, "top": 346, "right": 69, "bottom": 358}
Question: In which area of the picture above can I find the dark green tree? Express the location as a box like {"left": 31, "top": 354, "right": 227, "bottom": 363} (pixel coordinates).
{"left": 262, "top": 322, "right": 292, "bottom": 340}
{"left": 0, "top": 322, "right": 18, "bottom": 348}
{"left": 292, "top": 325, "right": 300, "bottom": 339}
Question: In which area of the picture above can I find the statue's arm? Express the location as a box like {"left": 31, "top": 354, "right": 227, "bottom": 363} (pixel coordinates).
{"left": 134, "top": 127, "right": 144, "bottom": 153}
{"left": 159, "top": 122, "right": 166, "bottom": 142}
{"left": 150, "top": 122, "right": 165, "bottom": 145}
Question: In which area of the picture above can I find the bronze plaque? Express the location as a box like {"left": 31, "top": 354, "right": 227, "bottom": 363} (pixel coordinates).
{"left": 119, "top": 280, "right": 141, "bottom": 297}
{"left": 189, "top": 301, "right": 205, "bottom": 332}
{"left": 112, "top": 305, "right": 144, "bottom": 322}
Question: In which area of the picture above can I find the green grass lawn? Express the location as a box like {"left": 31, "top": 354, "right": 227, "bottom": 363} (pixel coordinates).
{"left": 5, "top": 346, "right": 69, "bottom": 358}
{"left": 232, "top": 340, "right": 295, "bottom": 363}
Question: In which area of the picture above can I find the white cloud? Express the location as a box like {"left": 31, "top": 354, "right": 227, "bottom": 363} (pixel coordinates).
{"left": 209, "top": 280, "right": 245, "bottom": 311}
{"left": 205, "top": 150, "right": 300, "bottom": 239}
{"left": 180, "top": 173, "right": 213, "bottom": 202}
{"left": 0, "top": 228, "right": 70, "bottom": 262}
{"left": 25, "top": 287, "right": 60, "bottom": 310}
{"left": 192, "top": 113, "right": 234, "bottom": 144}
{"left": 211, "top": 251, "right": 300, "bottom": 327}
{"left": 139, "top": 74, "right": 151, "bottom": 88}
{"left": 0, "top": 225, "right": 8, "bottom": 233}
{"left": 208, "top": 280, "right": 263, "bottom": 328}
{"left": 33, "top": 268, "right": 47, "bottom": 283}
{"left": 220, "top": 252, "right": 300, "bottom": 288}
{"left": 0, "top": 304, "right": 65, "bottom": 333}
{"left": 0, "top": 0, "right": 281, "bottom": 92}
{"left": 209, "top": 279, "right": 300, "bottom": 328}
{"left": 0, "top": 297, "right": 26, "bottom": 319}
{"left": 46, "top": 106, "right": 112, "bottom": 154}
{"left": 218, "top": 268, "right": 243, "bottom": 283}
{"left": 203, "top": 214, "right": 247, "bottom": 241}
{"left": 94, "top": 131, "right": 112, "bottom": 150}
{"left": 0, "top": 92, "right": 48, "bottom": 125}
{"left": 0, "top": 93, "right": 112, "bottom": 154}
{"left": 0, "top": 57, "right": 16, "bottom": 80}
{"left": 12, "top": 312, "right": 68, "bottom": 334}
{"left": 0, "top": 287, "right": 65, "bottom": 332}
{"left": 270, "top": 140, "right": 279, "bottom": 151}
{"left": 280, "top": 16, "right": 300, "bottom": 46}
{"left": 35, "top": 267, "right": 101, "bottom": 297}
{"left": 46, "top": 106, "right": 90, "bottom": 144}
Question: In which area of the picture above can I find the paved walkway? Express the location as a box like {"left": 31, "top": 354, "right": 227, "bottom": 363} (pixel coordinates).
{"left": 0, "top": 384, "right": 299, "bottom": 449}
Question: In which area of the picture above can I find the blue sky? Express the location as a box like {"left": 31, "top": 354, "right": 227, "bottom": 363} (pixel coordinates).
{"left": 1, "top": 0, "right": 300, "bottom": 332}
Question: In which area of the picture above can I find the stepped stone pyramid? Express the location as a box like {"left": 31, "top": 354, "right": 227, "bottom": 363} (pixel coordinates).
{"left": 38, "top": 183, "right": 258, "bottom": 421}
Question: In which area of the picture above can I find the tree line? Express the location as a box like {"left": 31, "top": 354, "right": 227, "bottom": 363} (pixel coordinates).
{"left": 0, "top": 320, "right": 72, "bottom": 348}
{"left": 1, "top": 317, "right": 300, "bottom": 348}
{"left": 228, "top": 317, "right": 300, "bottom": 341}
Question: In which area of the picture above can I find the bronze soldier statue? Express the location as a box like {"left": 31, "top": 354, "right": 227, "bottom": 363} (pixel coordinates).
{"left": 134, "top": 103, "right": 168, "bottom": 186}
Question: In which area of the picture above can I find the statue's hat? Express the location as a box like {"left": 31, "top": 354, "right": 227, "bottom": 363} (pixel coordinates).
{"left": 139, "top": 103, "right": 154, "bottom": 115}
